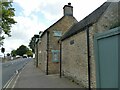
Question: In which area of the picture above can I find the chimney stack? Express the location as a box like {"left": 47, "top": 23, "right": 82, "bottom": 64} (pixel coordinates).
{"left": 63, "top": 3, "right": 73, "bottom": 16}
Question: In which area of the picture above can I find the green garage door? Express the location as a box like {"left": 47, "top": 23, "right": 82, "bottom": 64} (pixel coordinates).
{"left": 94, "top": 27, "right": 120, "bottom": 88}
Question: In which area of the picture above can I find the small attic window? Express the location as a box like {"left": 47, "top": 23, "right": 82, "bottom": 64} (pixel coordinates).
{"left": 53, "top": 31, "right": 62, "bottom": 37}
{"left": 70, "top": 40, "right": 74, "bottom": 45}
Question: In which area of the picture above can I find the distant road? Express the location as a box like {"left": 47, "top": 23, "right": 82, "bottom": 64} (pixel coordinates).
{"left": 1, "top": 58, "right": 32, "bottom": 89}
{"left": 0, "top": 57, "right": 2, "bottom": 63}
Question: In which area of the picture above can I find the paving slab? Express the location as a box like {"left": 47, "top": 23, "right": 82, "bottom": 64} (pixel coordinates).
{"left": 13, "top": 60, "right": 81, "bottom": 88}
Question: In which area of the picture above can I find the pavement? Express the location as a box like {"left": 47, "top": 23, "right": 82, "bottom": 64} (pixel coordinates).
{"left": 2, "top": 58, "right": 30, "bottom": 89}
{"left": 9, "top": 60, "right": 81, "bottom": 88}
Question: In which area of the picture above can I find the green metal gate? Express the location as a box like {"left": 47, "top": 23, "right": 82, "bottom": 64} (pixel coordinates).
{"left": 94, "top": 27, "right": 120, "bottom": 88}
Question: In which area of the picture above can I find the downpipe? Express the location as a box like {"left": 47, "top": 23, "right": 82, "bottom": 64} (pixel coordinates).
{"left": 86, "top": 26, "right": 91, "bottom": 90}
{"left": 59, "top": 42, "right": 62, "bottom": 78}
{"left": 46, "top": 31, "right": 49, "bottom": 75}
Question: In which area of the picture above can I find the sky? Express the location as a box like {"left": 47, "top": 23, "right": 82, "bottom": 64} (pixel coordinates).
{"left": 1, "top": 0, "right": 108, "bottom": 56}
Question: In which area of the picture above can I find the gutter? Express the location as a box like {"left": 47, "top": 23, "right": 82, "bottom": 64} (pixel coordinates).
{"left": 86, "top": 26, "right": 91, "bottom": 90}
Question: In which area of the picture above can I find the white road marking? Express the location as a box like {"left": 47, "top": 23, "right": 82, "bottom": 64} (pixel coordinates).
{"left": 2, "top": 73, "right": 16, "bottom": 90}
{"left": 12, "top": 71, "right": 21, "bottom": 88}
{"left": 12, "top": 65, "right": 26, "bottom": 88}
{"left": 2, "top": 60, "right": 29, "bottom": 89}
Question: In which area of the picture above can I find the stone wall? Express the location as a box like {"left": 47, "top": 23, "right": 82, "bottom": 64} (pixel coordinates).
{"left": 61, "top": 2, "right": 119, "bottom": 88}
{"left": 62, "top": 30, "right": 88, "bottom": 87}
{"left": 88, "top": 24, "right": 97, "bottom": 88}
{"left": 61, "top": 25, "right": 97, "bottom": 88}
{"left": 97, "top": 2, "right": 119, "bottom": 32}
{"left": 38, "top": 33, "right": 47, "bottom": 73}
{"left": 48, "top": 16, "right": 77, "bottom": 74}
{"left": 89, "top": 3, "right": 119, "bottom": 87}
{"left": 38, "top": 16, "right": 77, "bottom": 74}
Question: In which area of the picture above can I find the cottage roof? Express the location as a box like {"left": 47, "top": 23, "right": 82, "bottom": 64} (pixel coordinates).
{"left": 40, "top": 16, "right": 77, "bottom": 38}
{"left": 60, "top": 2, "right": 111, "bottom": 41}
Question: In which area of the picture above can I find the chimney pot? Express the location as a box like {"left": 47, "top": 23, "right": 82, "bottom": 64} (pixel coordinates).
{"left": 68, "top": 3, "right": 71, "bottom": 6}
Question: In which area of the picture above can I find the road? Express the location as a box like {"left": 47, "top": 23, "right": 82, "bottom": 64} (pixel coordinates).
{"left": 0, "top": 58, "right": 32, "bottom": 89}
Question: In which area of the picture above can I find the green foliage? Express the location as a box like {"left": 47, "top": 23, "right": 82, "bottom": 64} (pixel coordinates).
{"left": 29, "top": 36, "right": 36, "bottom": 53}
{"left": 7, "top": 53, "right": 10, "bottom": 56}
{"left": 1, "top": 47, "right": 5, "bottom": 53}
{"left": 29, "top": 34, "right": 40, "bottom": 53}
{"left": 16, "top": 45, "right": 29, "bottom": 56}
{"left": 11, "top": 49, "right": 16, "bottom": 57}
{"left": 0, "top": 1, "right": 16, "bottom": 44}
{"left": 11, "top": 45, "right": 33, "bottom": 57}
{"left": 26, "top": 50, "right": 33, "bottom": 57}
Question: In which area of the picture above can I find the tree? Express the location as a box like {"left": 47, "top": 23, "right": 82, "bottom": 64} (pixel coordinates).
{"left": 26, "top": 50, "right": 33, "bottom": 57}
{"left": 1, "top": 47, "right": 5, "bottom": 53}
{"left": 11, "top": 45, "right": 32, "bottom": 57}
{"left": 0, "top": 1, "right": 16, "bottom": 46}
{"left": 1, "top": 1, "right": 16, "bottom": 35}
{"left": 16, "top": 45, "right": 29, "bottom": 56}
{"left": 29, "top": 34, "right": 39, "bottom": 53}
{"left": 11, "top": 49, "right": 16, "bottom": 57}
{"left": 7, "top": 53, "right": 10, "bottom": 56}
{"left": 29, "top": 36, "right": 36, "bottom": 53}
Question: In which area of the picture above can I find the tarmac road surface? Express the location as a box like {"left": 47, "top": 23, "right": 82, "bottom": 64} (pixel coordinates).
{"left": 1, "top": 58, "right": 32, "bottom": 89}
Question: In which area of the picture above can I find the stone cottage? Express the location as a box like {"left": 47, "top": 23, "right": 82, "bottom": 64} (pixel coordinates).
{"left": 36, "top": 3, "right": 78, "bottom": 74}
{"left": 59, "top": 2, "right": 119, "bottom": 88}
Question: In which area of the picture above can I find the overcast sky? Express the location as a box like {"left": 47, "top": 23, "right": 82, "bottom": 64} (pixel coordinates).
{"left": 1, "top": 0, "right": 107, "bottom": 56}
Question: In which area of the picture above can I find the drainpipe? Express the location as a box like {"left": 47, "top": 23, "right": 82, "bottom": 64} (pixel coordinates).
{"left": 59, "top": 42, "right": 62, "bottom": 78}
{"left": 86, "top": 26, "right": 91, "bottom": 90}
{"left": 36, "top": 43, "right": 38, "bottom": 67}
{"left": 46, "top": 31, "right": 49, "bottom": 75}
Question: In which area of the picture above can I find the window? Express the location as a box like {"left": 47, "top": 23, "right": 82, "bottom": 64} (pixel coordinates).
{"left": 51, "top": 50, "right": 60, "bottom": 62}
{"left": 70, "top": 40, "right": 74, "bottom": 45}
{"left": 53, "top": 31, "right": 62, "bottom": 37}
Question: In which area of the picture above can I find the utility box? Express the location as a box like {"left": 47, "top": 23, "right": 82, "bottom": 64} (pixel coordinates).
{"left": 94, "top": 27, "right": 120, "bottom": 88}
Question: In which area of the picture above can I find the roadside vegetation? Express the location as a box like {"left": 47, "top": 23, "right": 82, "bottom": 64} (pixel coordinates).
{"left": 0, "top": 1, "right": 16, "bottom": 46}
{"left": 11, "top": 45, "right": 33, "bottom": 58}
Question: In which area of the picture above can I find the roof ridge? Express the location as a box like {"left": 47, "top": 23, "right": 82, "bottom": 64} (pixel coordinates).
{"left": 40, "top": 15, "right": 77, "bottom": 38}
{"left": 61, "top": 2, "right": 111, "bottom": 41}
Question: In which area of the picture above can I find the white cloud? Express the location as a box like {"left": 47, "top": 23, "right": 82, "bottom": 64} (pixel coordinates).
{"left": 3, "top": 14, "right": 47, "bottom": 53}
{"left": 14, "top": 0, "right": 43, "bottom": 16}
{"left": 11, "top": 15, "right": 46, "bottom": 41}
{"left": 107, "top": 0, "right": 120, "bottom": 2}
{"left": 3, "top": 0, "right": 107, "bottom": 54}
{"left": 14, "top": 0, "right": 107, "bottom": 21}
